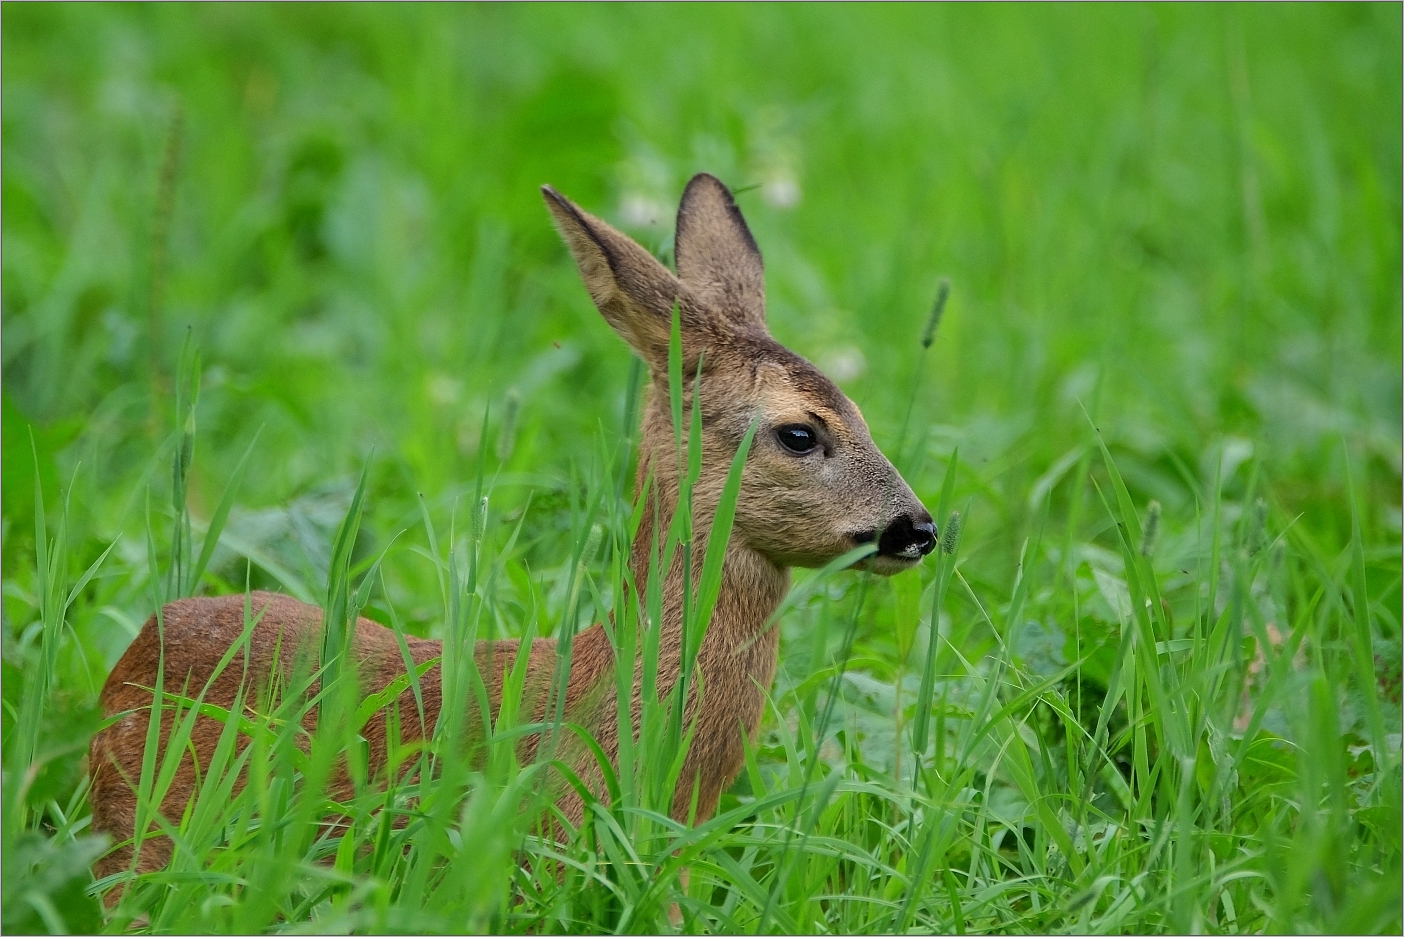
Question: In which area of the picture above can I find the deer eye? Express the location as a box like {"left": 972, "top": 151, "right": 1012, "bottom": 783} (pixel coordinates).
{"left": 775, "top": 424, "right": 820, "bottom": 455}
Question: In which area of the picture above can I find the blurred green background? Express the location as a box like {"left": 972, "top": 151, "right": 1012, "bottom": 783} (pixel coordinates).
{"left": 6, "top": 3, "right": 1401, "bottom": 562}
{"left": 2, "top": 4, "right": 1400, "bottom": 932}
{"left": 5, "top": 4, "right": 1398, "bottom": 557}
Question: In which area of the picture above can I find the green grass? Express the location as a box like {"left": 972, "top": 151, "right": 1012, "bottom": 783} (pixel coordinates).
{"left": 3, "top": 3, "right": 1401, "bottom": 933}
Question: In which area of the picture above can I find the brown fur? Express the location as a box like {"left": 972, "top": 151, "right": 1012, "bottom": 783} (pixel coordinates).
{"left": 89, "top": 173, "right": 932, "bottom": 885}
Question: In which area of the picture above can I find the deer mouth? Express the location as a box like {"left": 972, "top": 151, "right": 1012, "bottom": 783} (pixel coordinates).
{"left": 857, "top": 553, "right": 924, "bottom": 576}
{"left": 851, "top": 515, "right": 937, "bottom": 565}
{"left": 848, "top": 520, "right": 936, "bottom": 575}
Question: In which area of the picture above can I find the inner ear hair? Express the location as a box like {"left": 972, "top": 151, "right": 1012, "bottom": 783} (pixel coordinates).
{"left": 674, "top": 173, "right": 767, "bottom": 335}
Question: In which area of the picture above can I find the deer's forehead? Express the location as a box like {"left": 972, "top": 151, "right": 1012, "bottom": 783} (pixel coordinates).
{"left": 753, "top": 379, "right": 845, "bottom": 420}
{"left": 734, "top": 348, "right": 868, "bottom": 435}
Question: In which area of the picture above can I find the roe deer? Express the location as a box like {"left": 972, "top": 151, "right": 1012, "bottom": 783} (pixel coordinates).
{"left": 89, "top": 173, "right": 935, "bottom": 885}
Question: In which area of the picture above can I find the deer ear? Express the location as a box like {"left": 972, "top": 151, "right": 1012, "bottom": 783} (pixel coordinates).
{"left": 674, "top": 173, "right": 766, "bottom": 334}
{"left": 542, "top": 185, "right": 685, "bottom": 367}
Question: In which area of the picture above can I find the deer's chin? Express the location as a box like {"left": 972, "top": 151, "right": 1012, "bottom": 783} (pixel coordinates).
{"left": 856, "top": 554, "right": 923, "bottom": 576}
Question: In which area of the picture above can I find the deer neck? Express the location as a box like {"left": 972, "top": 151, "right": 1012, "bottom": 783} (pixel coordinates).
{"left": 627, "top": 448, "right": 791, "bottom": 700}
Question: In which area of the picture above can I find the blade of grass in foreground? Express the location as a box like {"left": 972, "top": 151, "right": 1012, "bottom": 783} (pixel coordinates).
{"left": 912, "top": 446, "right": 959, "bottom": 760}
{"left": 189, "top": 427, "right": 262, "bottom": 593}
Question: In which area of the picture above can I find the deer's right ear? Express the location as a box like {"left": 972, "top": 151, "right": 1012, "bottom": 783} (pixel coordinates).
{"left": 542, "top": 185, "right": 685, "bottom": 368}
{"left": 675, "top": 173, "right": 766, "bottom": 334}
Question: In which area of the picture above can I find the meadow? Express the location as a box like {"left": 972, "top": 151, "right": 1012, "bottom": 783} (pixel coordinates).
{"left": 3, "top": 4, "right": 1401, "bottom": 933}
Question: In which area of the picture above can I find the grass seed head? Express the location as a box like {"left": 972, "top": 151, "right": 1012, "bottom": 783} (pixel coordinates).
{"left": 1140, "top": 500, "right": 1161, "bottom": 556}
{"left": 583, "top": 523, "right": 604, "bottom": 561}
{"left": 472, "top": 494, "right": 490, "bottom": 542}
{"left": 920, "top": 277, "right": 951, "bottom": 349}
{"left": 940, "top": 510, "right": 961, "bottom": 555}
{"left": 496, "top": 388, "right": 521, "bottom": 462}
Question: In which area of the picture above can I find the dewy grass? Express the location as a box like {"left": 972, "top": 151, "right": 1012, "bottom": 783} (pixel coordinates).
{"left": 2, "top": 5, "right": 1401, "bottom": 934}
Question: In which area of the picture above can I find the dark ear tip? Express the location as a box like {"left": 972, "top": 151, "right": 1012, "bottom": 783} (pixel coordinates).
{"left": 541, "top": 185, "right": 586, "bottom": 226}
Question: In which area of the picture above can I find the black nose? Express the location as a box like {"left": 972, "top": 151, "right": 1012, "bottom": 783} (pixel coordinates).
{"left": 878, "top": 512, "right": 937, "bottom": 559}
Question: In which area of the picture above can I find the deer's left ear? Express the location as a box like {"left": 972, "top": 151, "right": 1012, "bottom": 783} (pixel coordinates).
{"left": 674, "top": 173, "right": 767, "bottom": 335}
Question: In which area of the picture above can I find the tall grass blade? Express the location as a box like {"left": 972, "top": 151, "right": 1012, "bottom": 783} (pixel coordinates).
{"left": 189, "top": 427, "right": 262, "bottom": 592}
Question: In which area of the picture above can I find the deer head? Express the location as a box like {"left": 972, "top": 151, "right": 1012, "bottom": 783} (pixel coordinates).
{"left": 542, "top": 173, "right": 934, "bottom": 576}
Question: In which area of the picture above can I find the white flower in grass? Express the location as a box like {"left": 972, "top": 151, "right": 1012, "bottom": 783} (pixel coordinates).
{"left": 619, "top": 193, "right": 670, "bottom": 229}
{"left": 762, "top": 171, "right": 802, "bottom": 209}
{"left": 820, "top": 345, "right": 866, "bottom": 383}
{"left": 426, "top": 372, "right": 462, "bottom": 407}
